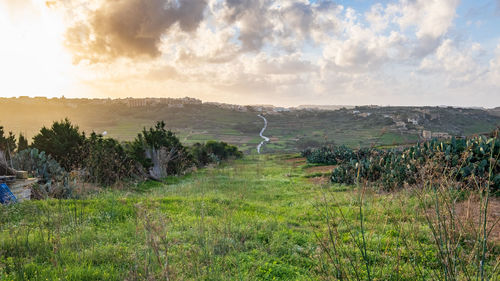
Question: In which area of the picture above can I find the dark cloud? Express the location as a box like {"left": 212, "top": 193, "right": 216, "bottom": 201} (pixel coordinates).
{"left": 66, "top": 0, "right": 207, "bottom": 63}
{"left": 222, "top": 0, "right": 274, "bottom": 51}
{"left": 412, "top": 35, "right": 442, "bottom": 58}
{"left": 280, "top": 2, "right": 314, "bottom": 37}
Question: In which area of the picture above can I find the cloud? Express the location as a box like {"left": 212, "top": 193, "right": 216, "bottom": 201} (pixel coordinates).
{"left": 418, "top": 39, "right": 487, "bottom": 86}
{"left": 219, "top": 0, "right": 275, "bottom": 52}
{"left": 65, "top": 0, "right": 207, "bottom": 63}
{"left": 38, "top": 0, "right": 499, "bottom": 107}
{"left": 489, "top": 42, "right": 500, "bottom": 85}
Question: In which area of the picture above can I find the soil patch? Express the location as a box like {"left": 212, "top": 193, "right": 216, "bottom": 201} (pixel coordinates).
{"left": 284, "top": 157, "right": 307, "bottom": 167}
{"left": 454, "top": 196, "right": 500, "bottom": 244}
{"left": 307, "top": 176, "right": 330, "bottom": 185}
{"left": 305, "top": 165, "right": 336, "bottom": 174}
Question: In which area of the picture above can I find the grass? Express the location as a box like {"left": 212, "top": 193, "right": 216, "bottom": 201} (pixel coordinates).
{"left": 0, "top": 155, "right": 498, "bottom": 280}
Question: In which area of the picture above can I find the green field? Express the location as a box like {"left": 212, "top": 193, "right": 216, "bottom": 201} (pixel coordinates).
{"left": 1, "top": 155, "right": 498, "bottom": 280}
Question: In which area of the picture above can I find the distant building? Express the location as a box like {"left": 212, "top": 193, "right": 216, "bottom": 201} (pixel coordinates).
{"left": 422, "top": 130, "right": 451, "bottom": 139}
{"left": 422, "top": 130, "right": 432, "bottom": 139}
{"left": 432, "top": 132, "right": 451, "bottom": 139}
{"left": 407, "top": 118, "right": 418, "bottom": 125}
{"left": 127, "top": 99, "right": 146, "bottom": 107}
{"left": 273, "top": 107, "right": 289, "bottom": 112}
{"left": 395, "top": 121, "right": 407, "bottom": 129}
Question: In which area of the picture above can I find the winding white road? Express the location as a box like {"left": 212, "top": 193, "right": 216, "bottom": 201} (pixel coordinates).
{"left": 257, "top": 114, "right": 270, "bottom": 154}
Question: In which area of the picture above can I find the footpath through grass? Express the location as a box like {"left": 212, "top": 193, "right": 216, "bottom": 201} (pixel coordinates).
{"left": 0, "top": 155, "right": 498, "bottom": 280}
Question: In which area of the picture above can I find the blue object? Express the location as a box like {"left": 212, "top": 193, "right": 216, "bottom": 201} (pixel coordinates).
{"left": 0, "top": 183, "right": 17, "bottom": 204}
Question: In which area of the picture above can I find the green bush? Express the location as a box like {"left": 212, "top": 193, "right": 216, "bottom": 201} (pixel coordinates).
{"left": 82, "top": 133, "right": 144, "bottom": 186}
{"left": 191, "top": 141, "right": 243, "bottom": 167}
{"left": 127, "top": 121, "right": 192, "bottom": 179}
{"left": 31, "top": 118, "right": 85, "bottom": 171}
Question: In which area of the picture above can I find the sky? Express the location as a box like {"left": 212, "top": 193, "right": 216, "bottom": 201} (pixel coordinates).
{"left": 0, "top": 0, "right": 500, "bottom": 107}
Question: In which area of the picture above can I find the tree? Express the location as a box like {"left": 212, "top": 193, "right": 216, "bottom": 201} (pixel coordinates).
{"left": 17, "top": 133, "right": 29, "bottom": 152}
{"left": 32, "top": 118, "right": 86, "bottom": 171}
{"left": 0, "top": 126, "right": 16, "bottom": 160}
{"left": 128, "top": 121, "right": 192, "bottom": 179}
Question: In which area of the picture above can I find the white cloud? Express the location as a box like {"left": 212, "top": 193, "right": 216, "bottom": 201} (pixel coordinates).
{"left": 18, "top": 0, "right": 495, "bottom": 107}
{"left": 418, "top": 39, "right": 486, "bottom": 86}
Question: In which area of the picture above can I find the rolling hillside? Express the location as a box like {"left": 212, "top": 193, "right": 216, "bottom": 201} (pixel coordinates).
{"left": 0, "top": 98, "right": 498, "bottom": 153}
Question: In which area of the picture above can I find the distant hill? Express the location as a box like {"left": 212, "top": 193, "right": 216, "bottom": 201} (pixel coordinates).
{"left": 487, "top": 107, "right": 500, "bottom": 117}
{"left": 296, "top": 105, "right": 354, "bottom": 110}
{"left": 0, "top": 97, "right": 498, "bottom": 153}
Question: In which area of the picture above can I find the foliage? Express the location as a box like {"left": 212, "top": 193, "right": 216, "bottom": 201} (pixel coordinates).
{"left": 82, "top": 133, "right": 144, "bottom": 186}
{"left": 11, "top": 148, "right": 73, "bottom": 199}
{"left": 191, "top": 140, "right": 243, "bottom": 167}
{"left": 31, "top": 119, "right": 85, "bottom": 171}
{"left": 302, "top": 144, "right": 355, "bottom": 165}
{"left": 0, "top": 126, "right": 16, "bottom": 159}
{"left": 17, "top": 133, "right": 28, "bottom": 152}
{"left": 326, "top": 135, "right": 500, "bottom": 191}
{"left": 12, "top": 148, "right": 65, "bottom": 182}
{"left": 128, "top": 121, "right": 192, "bottom": 179}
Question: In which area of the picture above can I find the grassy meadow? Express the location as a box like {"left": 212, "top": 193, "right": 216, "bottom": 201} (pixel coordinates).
{"left": 1, "top": 155, "right": 499, "bottom": 280}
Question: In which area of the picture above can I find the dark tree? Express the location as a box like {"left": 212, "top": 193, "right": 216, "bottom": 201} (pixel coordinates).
{"left": 17, "top": 133, "right": 29, "bottom": 152}
{"left": 0, "top": 126, "right": 17, "bottom": 159}
{"left": 32, "top": 118, "right": 86, "bottom": 171}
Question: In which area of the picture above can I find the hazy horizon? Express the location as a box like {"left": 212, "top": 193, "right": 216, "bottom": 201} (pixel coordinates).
{"left": 2, "top": 95, "right": 500, "bottom": 109}
{"left": 1, "top": 0, "right": 500, "bottom": 107}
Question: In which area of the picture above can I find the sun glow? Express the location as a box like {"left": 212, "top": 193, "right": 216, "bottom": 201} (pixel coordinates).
{"left": 0, "top": 0, "right": 74, "bottom": 98}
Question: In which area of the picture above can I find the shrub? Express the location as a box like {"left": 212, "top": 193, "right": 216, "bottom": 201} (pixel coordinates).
{"left": 82, "top": 133, "right": 144, "bottom": 186}
{"left": 31, "top": 118, "right": 85, "bottom": 171}
{"left": 127, "top": 121, "right": 192, "bottom": 179}
{"left": 191, "top": 141, "right": 243, "bottom": 167}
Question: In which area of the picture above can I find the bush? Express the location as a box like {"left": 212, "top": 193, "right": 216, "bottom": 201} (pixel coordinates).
{"left": 82, "top": 133, "right": 144, "bottom": 186}
{"left": 32, "top": 119, "right": 85, "bottom": 171}
{"left": 127, "top": 121, "right": 192, "bottom": 179}
{"left": 191, "top": 141, "right": 243, "bottom": 167}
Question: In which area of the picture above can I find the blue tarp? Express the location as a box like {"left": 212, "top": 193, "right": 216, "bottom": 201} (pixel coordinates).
{"left": 0, "top": 183, "right": 17, "bottom": 204}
